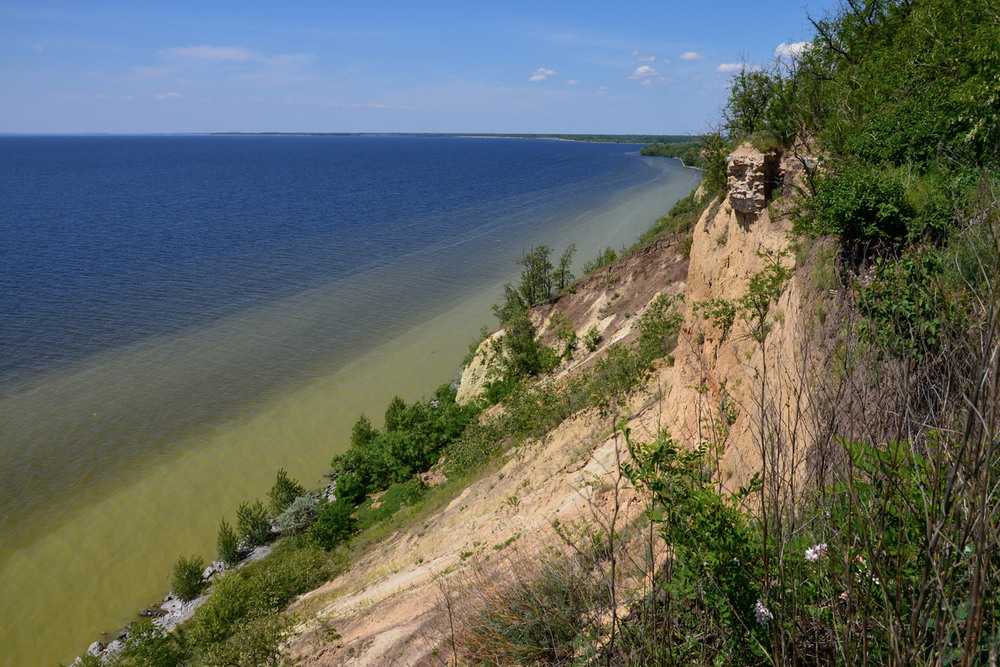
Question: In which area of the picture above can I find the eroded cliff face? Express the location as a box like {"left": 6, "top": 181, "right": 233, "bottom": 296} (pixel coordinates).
{"left": 283, "top": 144, "right": 820, "bottom": 664}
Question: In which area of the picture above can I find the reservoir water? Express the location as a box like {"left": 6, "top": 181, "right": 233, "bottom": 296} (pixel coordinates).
{"left": 0, "top": 134, "right": 700, "bottom": 664}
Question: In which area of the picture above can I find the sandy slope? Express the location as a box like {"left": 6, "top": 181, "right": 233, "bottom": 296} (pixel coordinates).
{"left": 284, "top": 144, "right": 814, "bottom": 664}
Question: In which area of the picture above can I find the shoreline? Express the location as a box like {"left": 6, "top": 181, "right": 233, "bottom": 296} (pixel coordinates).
{"left": 8, "top": 154, "right": 701, "bottom": 666}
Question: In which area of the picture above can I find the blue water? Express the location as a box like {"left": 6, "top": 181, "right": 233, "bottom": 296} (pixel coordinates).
{"left": 0, "top": 135, "right": 700, "bottom": 665}
{"left": 0, "top": 135, "right": 654, "bottom": 386}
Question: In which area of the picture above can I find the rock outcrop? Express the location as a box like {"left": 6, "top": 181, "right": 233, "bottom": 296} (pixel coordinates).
{"left": 456, "top": 330, "right": 504, "bottom": 404}
{"left": 726, "top": 143, "right": 781, "bottom": 215}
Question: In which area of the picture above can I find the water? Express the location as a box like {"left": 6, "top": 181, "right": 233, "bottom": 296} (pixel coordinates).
{"left": 0, "top": 134, "right": 700, "bottom": 664}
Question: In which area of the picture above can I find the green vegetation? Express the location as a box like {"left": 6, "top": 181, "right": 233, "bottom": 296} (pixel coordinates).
{"left": 171, "top": 556, "right": 206, "bottom": 602}
{"left": 272, "top": 493, "right": 319, "bottom": 534}
{"left": 330, "top": 384, "right": 478, "bottom": 513}
{"left": 640, "top": 138, "right": 705, "bottom": 166}
{"left": 267, "top": 468, "right": 304, "bottom": 515}
{"left": 309, "top": 498, "right": 357, "bottom": 550}
{"left": 216, "top": 519, "right": 240, "bottom": 567}
{"left": 235, "top": 500, "right": 270, "bottom": 548}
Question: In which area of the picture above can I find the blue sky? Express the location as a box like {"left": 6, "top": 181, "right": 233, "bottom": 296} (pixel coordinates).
{"left": 0, "top": 1, "right": 838, "bottom": 134}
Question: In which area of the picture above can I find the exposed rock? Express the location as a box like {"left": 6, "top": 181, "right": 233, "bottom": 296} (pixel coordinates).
{"left": 153, "top": 593, "right": 208, "bottom": 633}
{"left": 419, "top": 467, "right": 447, "bottom": 488}
{"left": 239, "top": 544, "right": 272, "bottom": 567}
{"left": 201, "top": 560, "right": 227, "bottom": 582}
{"left": 456, "top": 330, "right": 504, "bottom": 404}
{"left": 727, "top": 143, "right": 781, "bottom": 215}
{"left": 86, "top": 641, "right": 104, "bottom": 656}
{"left": 103, "top": 639, "right": 125, "bottom": 661}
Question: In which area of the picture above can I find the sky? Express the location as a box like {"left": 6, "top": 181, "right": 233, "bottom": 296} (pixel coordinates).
{"left": 0, "top": 1, "right": 839, "bottom": 134}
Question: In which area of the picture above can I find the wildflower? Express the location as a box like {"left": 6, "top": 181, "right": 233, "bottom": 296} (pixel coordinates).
{"left": 805, "top": 543, "right": 828, "bottom": 562}
{"left": 754, "top": 599, "right": 773, "bottom": 625}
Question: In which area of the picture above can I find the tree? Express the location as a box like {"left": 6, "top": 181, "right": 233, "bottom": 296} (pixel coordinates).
{"left": 555, "top": 244, "right": 576, "bottom": 291}
{"left": 311, "top": 499, "right": 356, "bottom": 550}
{"left": 236, "top": 500, "right": 271, "bottom": 547}
{"left": 384, "top": 396, "right": 408, "bottom": 432}
{"left": 268, "top": 468, "right": 305, "bottom": 514}
{"left": 518, "top": 246, "right": 554, "bottom": 306}
{"left": 171, "top": 555, "right": 205, "bottom": 602}
{"left": 350, "top": 415, "right": 377, "bottom": 448}
{"left": 724, "top": 68, "right": 780, "bottom": 139}
{"left": 217, "top": 518, "right": 240, "bottom": 566}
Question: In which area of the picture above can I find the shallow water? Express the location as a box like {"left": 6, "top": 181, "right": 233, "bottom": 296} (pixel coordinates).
{"left": 0, "top": 135, "right": 699, "bottom": 664}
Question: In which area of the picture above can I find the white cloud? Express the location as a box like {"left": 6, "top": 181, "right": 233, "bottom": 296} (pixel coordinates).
{"left": 717, "top": 63, "right": 747, "bottom": 73}
{"left": 774, "top": 41, "right": 811, "bottom": 60}
{"left": 632, "top": 50, "right": 656, "bottom": 62}
{"left": 566, "top": 79, "right": 579, "bottom": 86}
{"left": 628, "top": 64, "right": 658, "bottom": 80}
{"left": 680, "top": 51, "right": 702, "bottom": 61}
{"left": 154, "top": 91, "right": 182, "bottom": 100}
{"left": 162, "top": 45, "right": 256, "bottom": 62}
{"left": 528, "top": 66, "right": 557, "bottom": 82}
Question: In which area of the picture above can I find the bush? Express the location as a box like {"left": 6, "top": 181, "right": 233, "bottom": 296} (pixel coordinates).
{"left": 171, "top": 555, "right": 205, "bottom": 602}
{"left": 117, "top": 619, "right": 189, "bottom": 667}
{"left": 267, "top": 468, "right": 305, "bottom": 515}
{"left": 217, "top": 519, "right": 241, "bottom": 567}
{"left": 188, "top": 538, "right": 333, "bottom": 648}
{"left": 355, "top": 479, "right": 426, "bottom": 530}
{"left": 332, "top": 385, "right": 479, "bottom": 505}
{"left": 582, "top": 247, "right": 618, "bottom": 275}
{"left": 587, "top": 345, "right": 648, "bottom": 413}
{"left": 272, "top": 493, "right": 319, "bottom": 534}
{"left": 621, "top": 430, "right": 762, "bottom": 662}
{"left": 236, "top": 500, "right": 271, "bottom": 547}
{"left": 460, "top": 554, "right": 601, "bottom": 665}
{"left": 310, "top": 499, "right": 357, "bottom": 550}
{"left": 858, "top": 247, "right": 962, "bottom": 359}
{"left": 199, "top": 613, "right": 289, "bottom": 667}
{"left": 798, "top": 164, "right": 914, "bottom": 262}
{"left": 637, "top": 294, "right": 682, "bottom": 363}
{"left": 583, "top": 326, "right": 602, "bottom": 352}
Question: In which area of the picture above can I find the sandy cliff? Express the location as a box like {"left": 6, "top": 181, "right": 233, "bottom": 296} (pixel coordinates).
{"left": 283, "top": 143, "right": 818, "bottom": 664}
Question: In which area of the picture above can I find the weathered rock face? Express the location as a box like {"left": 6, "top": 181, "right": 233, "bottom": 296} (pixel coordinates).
{"left": 726, "top": 143, "right": 781, "bottom": 214}
{"left": 456, "top": 330, "right": 504, "bottom": 405}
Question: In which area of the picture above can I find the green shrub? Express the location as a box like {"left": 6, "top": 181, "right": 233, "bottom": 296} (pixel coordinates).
{"left": 583, "top": 326, "right": 601, "bottom": 352}
{"left": 188, "top": 538, "right": 333, "bottom": 648}
{"left": 621, "top": 430, "right": 762, "bottom": 662}
{"left": 310, "top": 499, "right": 356, "bottom": 550}
{"left": 582, "top": 247, "right": 618, "bottom": 274}
{"left": 637, "top": 294, "right": 682, "bottom": 363}
{"left": 798, "top": 164, "right": 914, "bottom": 261}
{"left": 267, "top": 468, "right": 305, "bottom": 515}
{"left": 171, "top": 555, "right": 205, "bottom": 602}
{"left": 858, "top": 247, "right": 961, "bottom": 358}
{"left": 587, "top": 345, "right": 647, "bottom": 413}
{"left": 199, "top": 613, "right": 289, "bottom": 667}
{"left": 332, "top": 384, "right": 478, "bottom": 505}
{"left": 217, "top": 519, "right": 241, "bottom": 567}
{"left": 272, "top": 493, "right": 319, "bottom": 534}
{"left": 355, "top": 479, "right": 426, "bottom": 531}
{"left": 555, "top": 244, "right": 576, "bottom": 292}
{"left": 117, "top": 619, "right": 189, "bottom": 667}
{"left": 236, "top": 500, "right": 271, "bottom": 547}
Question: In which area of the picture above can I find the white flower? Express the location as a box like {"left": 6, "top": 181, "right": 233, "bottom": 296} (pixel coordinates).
{"left": 805, "top": 543, "right": 828, "bottom": 562}
{"left": 754, "top": 599, "right": 773, "bottom": 624}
